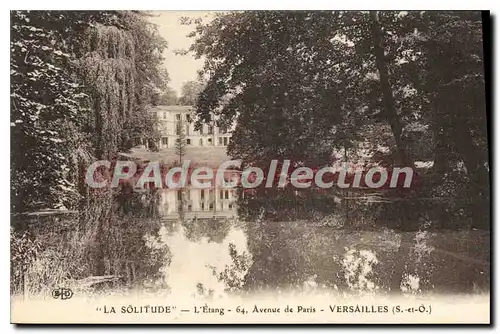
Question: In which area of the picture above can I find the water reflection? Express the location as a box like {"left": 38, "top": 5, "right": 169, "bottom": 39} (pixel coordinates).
{"left": 158, "top": 221, "right": 249, "bottom": 298}
{"left": 156, "top": 188, "right": 490, "bottom": 297}
{"left": 158, "top": 187, "right": 238, "bottom": 220}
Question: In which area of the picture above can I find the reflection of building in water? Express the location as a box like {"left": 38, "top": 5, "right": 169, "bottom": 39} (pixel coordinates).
{"left": 149, "top": 105, "right": 234, "bottom": 149}
{"left": 159, "top": 187, "right": 238, "bottom": 220}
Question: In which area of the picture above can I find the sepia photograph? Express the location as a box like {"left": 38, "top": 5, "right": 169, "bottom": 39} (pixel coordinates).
{"left": 10, "top": 9, "right": 491, "bottom": 324}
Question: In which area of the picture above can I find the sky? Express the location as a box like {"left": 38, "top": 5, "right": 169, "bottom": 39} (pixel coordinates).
{"left": 148, "top": 11, "right": 214, "bottom": 95}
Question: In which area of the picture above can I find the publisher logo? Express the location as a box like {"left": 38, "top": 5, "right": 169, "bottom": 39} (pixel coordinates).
{"left": 51, "top": 288, "right": 73, "bottom": 300}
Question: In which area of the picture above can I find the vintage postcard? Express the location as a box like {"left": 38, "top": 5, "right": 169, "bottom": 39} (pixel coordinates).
{"left": 10, "top": 10, "right": 490, "bottom": 324}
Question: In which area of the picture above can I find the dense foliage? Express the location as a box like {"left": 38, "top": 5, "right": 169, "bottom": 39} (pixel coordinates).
{"left": 187, "top": 11, "right": 489, "bottom": 230}
{"left": 11, "top": 10, "right": 167, "bottom": 213}
{"left": 11, "top": 10, "right": 170, "bottom": 294}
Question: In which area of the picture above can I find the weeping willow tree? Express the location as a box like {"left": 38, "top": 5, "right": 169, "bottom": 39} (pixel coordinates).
{"left": 74, "top": 12, "right": 168, "bottom": 280}
{"left": 79, "top": 24, "right": 136, "bottom": 159}
{"left": 11, "top": 11, "right": 169, "bottom": 294}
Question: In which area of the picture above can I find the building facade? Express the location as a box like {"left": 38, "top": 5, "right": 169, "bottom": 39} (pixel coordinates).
{"left": 148, "top": 105, "right": 238, "bottom": 219}
{"left": 150, "top": 105, "right": 233, "bottom": 150}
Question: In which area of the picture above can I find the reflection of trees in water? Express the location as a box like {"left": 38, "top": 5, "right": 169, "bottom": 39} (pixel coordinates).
{"left": 11, "top": 185, "right": 171, "bottom": 294}
{"left": 242, "top": 218, "right": 353, "bottom": 292}
{"left": 209, "top": 243, "right": 252, "bottom": 292}
{"left": 227, "top": 187, "right": 490, "bottom": 294}
{"left": 243, "top": 219, "right": 308, "bottom": 290}
{"left": 181, "top": 218, "right": 232, "bottom": 244}
{"left": 238, "top": 189, "right": 336, "bottom": 223}
{"left": 235, "top": 188, "right": 350, "bottom": 291}
{"left": 235, "top": 190, "right": 354, "bottom": 291}
{"left": 101, "top": 215, "right": 168, "bottom": 287}
{"left": 93, "top": 185, "right": 169, "bottom": 288}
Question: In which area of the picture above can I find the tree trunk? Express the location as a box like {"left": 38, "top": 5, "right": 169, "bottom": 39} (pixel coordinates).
{"left": 369, "top": 11, "right": 413, "bottom": 167}
{"left": 370, "top": 12, "right": 416, "bottom": 292}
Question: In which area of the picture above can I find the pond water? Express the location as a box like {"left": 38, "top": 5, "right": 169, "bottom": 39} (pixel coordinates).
{"left": 12, "top": 188, "right": 490, "bottom": 298}
{"left": 153, "top": 188, "right": 490, "bottom": 297}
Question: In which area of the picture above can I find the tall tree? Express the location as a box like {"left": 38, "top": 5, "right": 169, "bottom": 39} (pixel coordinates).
{"left": 187, "top": 12, "right": 360, "bottom": 167}
{"left": 178, "top": 80, "right": 204, "bottom": 105}
{"left": 10, "top": 11, "right": 105, "bottom": 212}
{"left": 155, "top": 86, "right": 179, "bottom": 105}
{"left": 11, "top": 11, "right": 169, "bottom": 213}
{"left": 11, "top": 11, "right": 172, "bottom": 285}
{"left": 369, "top": 11, "right": 412, "bottom": 166}
{"left": 174, "top": 117, "right": 187, "bottom": 163}
{"left": 185, "top": 11, "right": 490, "bottom": 293}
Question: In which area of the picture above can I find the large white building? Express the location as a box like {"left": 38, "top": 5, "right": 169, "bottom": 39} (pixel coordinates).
{"left": 147, "top": 105, "right": 238, "bottom": 220}
{"left": 150, "top": 105, "right": 233, "bottom": 150}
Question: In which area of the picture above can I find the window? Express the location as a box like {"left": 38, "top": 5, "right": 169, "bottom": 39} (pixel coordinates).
{"left": 220, "top": 190, "right": 224, "bottom": 200}
{"left": 177, "top": 191, "right": 182, "bottom": 201}
{"left": 223, "top": 172, "right": 231, "bottom": 183}
{"left": 201, "top": 202, "right": 205, "bottom": 211}
{"left": 219, "top": 137, "right": 223, "bottom": 146}
{"left": 224, "top": 137, "right": 228, "bottom": 146}
{"left": 208, "top": 138, "right": 213, "bottom": 145}
{"left": 187, "top": 139, "right": 191, "bottom": 145}
{"left": 176, "top": 124, "right": 181, "bottom": 135}
{"left": 229, "top": 204, "right": 233, "bottom": 210}
{"left": 201, "top": 189, "right": 205, "bottom": 200}
{"left": 209, "top": 203, "right": 214, "bottom": 210}
{"left": 208, "top": 126, "right": 213, "bottom": 135}
{"left": 225, "top": 190, "right": 229, "bottom": 199}
{"left": 161, "top": 137, "right": 168, "bottom": 146}
{"left": 199, "top": 138, "right": 203, "bottom": 146}
{"left": 176, "top": 114, "right": 181, "bottom": 121}
{"left": 186, "top": 114, "right": 192, "bottom": 123}
{"left": 163, "top": 112, "right": 167, "bottom": 120}
{"left": 188, "top": 204, "right": 192, "bottom": 212}
{"left": 186, "top": 124, "right": 190, "bottom": 135}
